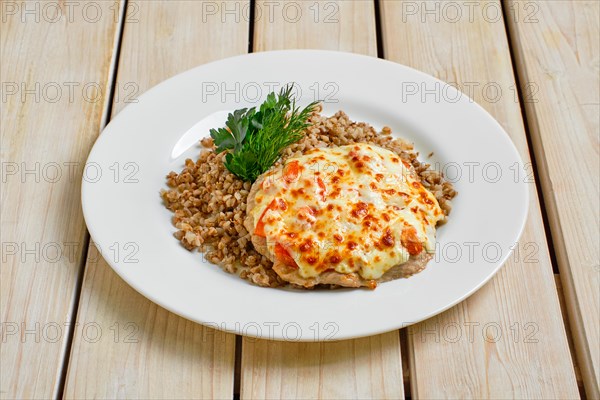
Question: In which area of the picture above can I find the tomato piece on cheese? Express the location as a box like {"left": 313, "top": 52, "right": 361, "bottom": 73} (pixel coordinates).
{"left": 275, "top": 242, "right": 298, "bottom": 268}
{"left": 317, "top": 176, "right": 326, "bottom": 201}
{"left": 255, "top": 198, "right": 287, "bottom": 237}
{"left": 401, "top": 226, "right": 423, "bottom": 255}
{"left": 283, "top": 160, "right": 300, "bottom": 183}
{"left": 297, "top": 206, "right": 316, "bottom": 224}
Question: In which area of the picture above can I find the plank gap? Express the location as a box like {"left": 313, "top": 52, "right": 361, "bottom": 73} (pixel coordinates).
{"left": 500, "top": 0, "right": 559, "bottom": 275}
{"left": 234, "top": 335, "right": 242, "bottom": 399}
{"left": 100, "top": 0, "right": 129, "bottom": 128}
{"left": 54, "top": 234, "right": 89, "bottom": 400}
{"left": 54, "top": 1, "right": 128, "bottom": 399}
{"left": 554, "top": 274, "right": 586, "bottom": 398}
{"left": 373, "top": 0, "right": 385, "bottom": 58}
{"left": 399, "top": 329, "right": 411, "bottom": 400}
{"left": 247, "top": 0, "right": 256, "bottom": 53}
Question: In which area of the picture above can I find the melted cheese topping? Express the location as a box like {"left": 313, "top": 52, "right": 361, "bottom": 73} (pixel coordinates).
{"left": 251, "top": 143, "right": 443, "bottom": 280}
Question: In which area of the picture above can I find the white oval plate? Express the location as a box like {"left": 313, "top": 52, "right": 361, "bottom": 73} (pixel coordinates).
{"left": 82, "top": 50, "right": 528, "bottom": 341}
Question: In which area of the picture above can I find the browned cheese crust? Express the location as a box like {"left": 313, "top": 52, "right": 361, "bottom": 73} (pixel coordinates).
{"left": 244, "top": 169, "right": 433, "bottom": 289}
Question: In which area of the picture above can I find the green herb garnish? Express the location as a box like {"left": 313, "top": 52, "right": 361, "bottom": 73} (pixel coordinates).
{"left": 210, "top": 84, "right": 319, "bottom": 182}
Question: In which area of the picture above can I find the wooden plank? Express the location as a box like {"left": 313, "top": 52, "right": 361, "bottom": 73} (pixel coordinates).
{"left": 241, "top": 2, "right": 403, "bottom": 399}
{"left": 62, "top": 1, "right": 248, "bottom": 398}
{"left": 0, "top": 1, "right": 120, "bottom": 398}
{"left": 506, "top": 2, "right": 599, "bottom": 397}
{"left": 242, "top": 335, "right": 403, "bottom": 399}
{"left": 380, "top": 1, "right": 580, "bottom": 398}
{"left": 254, "top": 0, "right": 377, "bottom": 54}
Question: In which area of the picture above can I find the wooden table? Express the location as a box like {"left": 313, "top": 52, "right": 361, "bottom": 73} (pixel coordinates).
{"left": 2, "top": 1, "right": 598, "bottom": 398}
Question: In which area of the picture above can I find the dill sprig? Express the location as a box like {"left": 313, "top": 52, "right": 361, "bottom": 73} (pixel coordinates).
{"left": 210, "top": 84, "right": 319, "bottom": 182}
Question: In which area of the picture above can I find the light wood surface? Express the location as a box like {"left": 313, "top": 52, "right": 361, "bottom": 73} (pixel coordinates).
{"left": 380, "top": 0, "right": 580, "bottom": 397}
{"left": 507, "top": 2, "right": 600, "bottom": 397}
{"left": 62, "top": 2, "right": 248, "bottom": 398}
{"left": 3, "top": 0, "right": 598, "bottom": 398}
{"left": 254, "top": 0, "right": 377, "bottom": 54}
{"left": 0, "top": 2, "right": 120, "bottom": 398}
{"left": 241, "top": 1, "right": 403, "bottom": 399}
{"left": 241, "top": 335, "right": 403, "bottom": 399}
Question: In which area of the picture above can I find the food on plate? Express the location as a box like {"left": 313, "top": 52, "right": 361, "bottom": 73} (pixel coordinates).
{"left": 244, "top": 143, "right": 444, "bottom": 288}
{"left": 161, "top": 85, "right": 457, "bottom": 289}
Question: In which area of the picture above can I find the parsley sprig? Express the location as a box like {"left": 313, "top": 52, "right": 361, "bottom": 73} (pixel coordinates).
{"left": 210, "top": 85, "right": 319, "bottom": 182}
